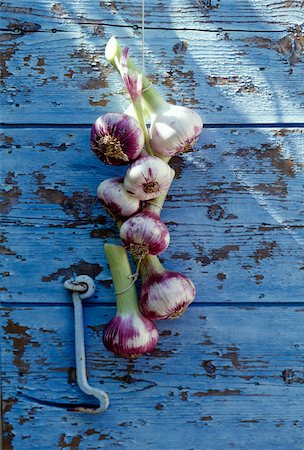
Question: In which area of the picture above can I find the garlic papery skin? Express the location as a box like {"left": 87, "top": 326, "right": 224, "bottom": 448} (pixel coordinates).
{"left": 119, "top": 47, "right": 142, "bottom": 103}
{"left": 149, "top": 104, "right": 203, "bottom": 157}
{"left": 97, "top": 177, "right": 141, "bottom": 220}
{"left": 103, "top": 243, "right": 159, "bottom": 359}
{"left": 123, "top": 156, "right": 174, "bottom": 201}
{"left": 90, "top": 113, "right": 144, "bottom": 166}
{"left": 103, "top": 312, "right": 159, "bottom": 359}
{"left": 140, "top": 255, "right": 196, "bottom": 320}
{"left": 120, "top": 212, "right": 170, "bottom": 259}
{"left": 141, "top": 271, "right": 196, "bottom": 320}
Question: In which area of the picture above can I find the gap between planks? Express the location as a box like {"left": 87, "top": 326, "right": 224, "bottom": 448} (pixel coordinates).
{"left": 1, "top": 123, "right": 304, "bottom": 129}
{"left": 2, "top": 302, "right": 304, "bottom": 308}
{"left": 0, "top": 24, "right": 292, "bottom": 33}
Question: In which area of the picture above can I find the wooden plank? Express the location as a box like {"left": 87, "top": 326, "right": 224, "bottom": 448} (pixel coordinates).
{"left": 1, "top": 0, "right": 303, "bottom": 31}
{"left": 2, "top": 305, "right": 304, "bottom": 449}
{"left": 1, "top": 23, "right": 303, "bottom": 124}
{"left": 1, "top": 126, "right": 304, "bottom": 304}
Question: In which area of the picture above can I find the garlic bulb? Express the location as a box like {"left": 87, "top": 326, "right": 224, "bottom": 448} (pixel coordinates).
{"left": 120, "top": 212, "right": 170, "bottom": 259}
{"left": 124, "top": 156, "right": 174, "bottom": 201}
{"left": 97, "top": 177, "right": 141, "bottom": 219}
{"left": 103, "top": 313, "right": 159, "bottom": 359}
{"left": 149, "top": 104, "right": 203, "bottom": 157}
{"left": 140, "top": 256, "right": 196, "bottom": 320}
{"left": 90, "top": 113, "right": 144, "bottom": 165}
{"left": 103, "top": 243, "right": 159, "bottom": 359}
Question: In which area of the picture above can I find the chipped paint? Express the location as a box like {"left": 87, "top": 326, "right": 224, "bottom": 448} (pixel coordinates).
{"left": 236, "top": 83, "right": 257, "bottom": 94}
{"left": 0, "top": 44, "right": 18, "bottom": 85}
{"left": 243, "top": 26, "right": 304, "bottom": 65}
{"left": 155, "top": 402, "right": 164, "bottom": 410}
{"left": 217, "top": 272, "right": 226, "bottom": 281}
{"left": 83, "top": 77, "right": 109, "bottom": 90}
{"left": 222, "top": 346, "right": 240, "bottom": 368}
{"left": 207, "top": 204, "right": 225, "bottom": 220}
{"left": 196, "top": 0, "right": 221, "bottom": 11}
{"left": 236, "top": 143, "right": 295, "bottom": 177}
{"left": 0, "top": 245, "right": 17, "bottom": 256}
{"left": 251, "top": 241, "right": 277, "bottom": 265}
{"left": 282, "top": 369, "right": 304, "bottom": 385}
{"left": 3, "top": 319, "right": 35, "bottom": 376}
{"left": 208, "top": 76, "right": 240, "bottom": 86}
{"left": 90, "top": 227, "right": 116, "bottom": 239}
{"left": 259, "top": 143, "right": 295, "bottom": 177}
{"left": 202, "top": 360, "right": 216, "bottom": 376}
{"left": 195, "top": 244, "right": 240, "bottom": 266}
{"left": 89, "top": 98, "right": 108, "bottom": 106}
{"left": 150, "top": 348, "right": 175, "bottom": 357}
{"left": 201, "top": 415, "right": 213, "bottom": 421}
{"left": 35, "top": 187, "right": 99, "bottom": 218}
{"left": 252, "top": 178, "right": 288, "bottom": 197}
{"left": 169, "top": 155, "right": 185, "bottom": 179}
{"left": 194, "top": 389, "right": 241, "bottom": 397}
{"left": 0, "top": 185, "right": 22, "bottom": 211}
{"left": 34, "top": 57, "right": 45, "bottom": 74}
{"left": 173, "top": 41, "right": 188, "bottom": 54}
{"left": 171, "top": 251, "right": 191, "bottom": 261}
{"left": 2, "top": 397, "right": 18, "bottom": 450}
{"left": 0, "top": 133, "right": 14, "bottom": 146}
{"left": 58, "top": 434, "right": 82, "bottom": 449}
{"left": 0, "top": 172, "right": 22, "bottom": 214}
{"left": 41, "top": 260, "right": 103, "bottom": 282}
{"left": 7, "top": 21, "right": 41, "bottom": 33}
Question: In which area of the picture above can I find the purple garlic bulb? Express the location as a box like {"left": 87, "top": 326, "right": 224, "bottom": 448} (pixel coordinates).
{"left": 103, "top": 243, "right": 159, "bottom": 359}
{"left": 120, "top": 212, "right": 170, "bottom": 259}
{"left": 123, "top": 156, "right": 174, "bottom": 201}
{"left": 140, "top": 255, "right": 196, "bottom": 320}
{"left": 97, "top": 177, "right": 141, "bottom": 220}
{"left": 149, "top": 104, "right": 203, "bottom": 157}
{"left": 90, "top": 113, "right": 144, "bottom": 165}
{"left": 103, "top": 312, "right": 159, "bottom": 359}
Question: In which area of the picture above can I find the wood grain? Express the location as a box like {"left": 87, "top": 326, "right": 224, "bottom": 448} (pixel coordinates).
{"left": 1, "top": 0, "right": 304, "bottom": 31}
{"left": 3, "top": 305, "right": 304, "bottom": 450}
{"left": 1, "top": 16, "right": 303, "bottom": 124}
{"left": 1, "top": 126, "right": 304, "bottom": 304}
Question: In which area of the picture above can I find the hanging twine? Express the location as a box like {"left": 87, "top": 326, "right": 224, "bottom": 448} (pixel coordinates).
{"left": 145, "top": 201, "right": 162, "bottom": 209}
{"left": 115, "top": 256, "right": 143, "bottom": 295}
{"left": 142, "top": 0, "right": 145, "bottom": 72}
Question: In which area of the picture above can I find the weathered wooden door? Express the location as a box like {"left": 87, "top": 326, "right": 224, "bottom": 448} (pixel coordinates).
{"left": 1, "top": 1, "right": 304, "bottom": 449}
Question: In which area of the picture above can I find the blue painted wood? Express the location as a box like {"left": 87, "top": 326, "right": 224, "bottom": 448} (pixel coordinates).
{"left": 0, "top": 2, "right": 304, "bottom": 124}
{"left": 2, "top": 305, "right": 304, "bottom": 450}
{"left": 1, "top": 127, "right": 304, "bottom": 304}
{"left": 1, "top": 0, "right": 304, "bottom": 448}
{"left": 1, "top": 0, "right": 303, "bottom": 31}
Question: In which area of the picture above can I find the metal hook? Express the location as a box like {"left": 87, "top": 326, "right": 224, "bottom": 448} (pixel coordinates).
{"left": 64, "top": 275, "right": 109, "bottom": 413}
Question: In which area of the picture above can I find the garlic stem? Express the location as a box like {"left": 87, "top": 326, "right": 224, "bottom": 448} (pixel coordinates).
{"left": 104, "top": 243, "right": 140, "bottom": 315}
{"left": 105, "top": 37, "right": 166, "bottom": 114}
{"left": 107, "top": 39, "right": 153, "bottom": 155}
{"left": 133, "top": 98, "right": 154, "bottom": 155}
{"left": 140, "top": 254, "right": 165, "bottom": 278}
